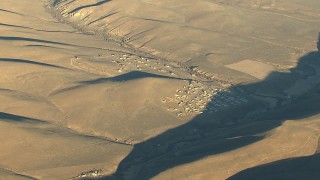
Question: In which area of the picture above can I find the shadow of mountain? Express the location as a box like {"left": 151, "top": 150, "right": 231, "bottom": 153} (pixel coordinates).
{"left": 0, "top": 167, "right": 37, "bottom": 180}
{"left": 0, "top": 112, "right": 44, "bottom": 123}
{"left": 81, "top": 71, "right": 189, "bottom": 84}
{"left": 0, "top": 36, "right": 110, "bottom": 50}
{"left": 92, "top": 36, "right": 320, "bottom": 180}
{"left": 318, "top": 32, "right": 320, "bottom": 51}
{"left": 24, "top": 44, "right": 65, "bottom": 49}
{"left": 228, "top": 153, "right": 320, "bottom": 180}
{"left": 0, "top": 23, "right": 36, "bottom": 30}
{"left": 0, "top": 8, "right": 24, "bottom": 16}
{"left": 69, "top": 0, "right": 112, "bottom": 14}
{"left": 88, "top": 12, "right": 119, "bottom": 26}
{"left": 0, "top": 58, "right": 68, "bottom": 69}
{"left": 0, "top": 23, "right": 78, "bottom": 34}
{"left": 0, "top": 36, "right": 73, "bottom": 46}
{"left": 50, "top": 71, "right": 189, "bottom": 96}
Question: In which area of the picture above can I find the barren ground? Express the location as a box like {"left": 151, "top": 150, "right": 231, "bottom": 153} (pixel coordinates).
{"left": 1, "top": 0, "right": 320, "bottom": 179}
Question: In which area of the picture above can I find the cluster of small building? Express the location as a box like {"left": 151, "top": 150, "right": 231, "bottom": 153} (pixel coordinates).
{"left": 162, "top": 81, "right": 249, "bottom": 117}
{"left": 110, "top": 54, "right": 177, "bottom": 76}
{"left": 75, "top": 169, "right": 103, "bottom": 178}
{"left": 188, "top": 66, "right": 231, "bottom": 84}
{"left": 161, "top": 81, "right": 216, "bottom": 117}
{"left": 189, "top": 67, "right": 215, "bottom": 80}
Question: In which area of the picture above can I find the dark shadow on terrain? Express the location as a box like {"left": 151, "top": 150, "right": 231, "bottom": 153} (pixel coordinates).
{"left": 81, "top": 71, "right": 189, "bottom": 84}
{"left": 69, "top": 0, "right": 112, "bottom": 14}
{"left": 0, "top": 167, "right": 37, "bottom": 180}
{"left": 53, "top": 0, "right": 78, "bottom": 7}
{"left": 50, "top": 71, "right": 189, "bottom": 96}
{"left": 0, "top": 58, "right": 68, "bottom": 69}
{"left": 0, "top": 23, "right": 35, "bottom": 30}
{"left": 0, "top": 112, "right": 43, "bottom": 122}
{"left": 229, "top": 153, "right": 320, "bottom": 180}
{"left": 0, "top": 8, "right": 24, "bottom": 16}
{"left": 0, "top": 36, "right": 73, "bottom": 46}
{"left": 0, "top": 23, "right": 78, "bottom": 33}
{"left": 227, "top": 34, "right": 320, "bottom": 179}
{"left": 133, "top": 17, "right": 174, "bottom": 24}
{"left": 0, "top": 111, "right": 120, "bottom": 145}
{"left": 0, "top": 36, "right": 112, "bottom": 50}
{"left": 95, "top": 36, "right": 320, "bottom": 180}
{"left": 318, "top": 32, "right": 320, "bottom": 51}
{"left": 24, "top": 44, "right": 65, "bottom": 49}
{"left": 88, "top": 11, "right": 119, "bottom": 26}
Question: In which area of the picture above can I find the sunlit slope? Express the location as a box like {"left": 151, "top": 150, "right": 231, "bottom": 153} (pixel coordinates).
{"left": 0, "top": 0, "right": 203, "bottom": 178}
{"left": 1, "top": 0, "right": 320, "bottom": 179}
{"left": 52, "top": 0, "right": 320, "bottom": 75}
{"left": 0, "top": 0, "right": 143, "bottom": 179}
{"left": 50, "top": 75, "right": 189, "bottom": 142}
{"left": 0, "top": 112, "right": 131, "bottom": 179}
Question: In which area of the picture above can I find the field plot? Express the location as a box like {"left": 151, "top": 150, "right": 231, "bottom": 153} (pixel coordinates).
{"left": 226, "top": 60, "right": 275, "bottom": 80}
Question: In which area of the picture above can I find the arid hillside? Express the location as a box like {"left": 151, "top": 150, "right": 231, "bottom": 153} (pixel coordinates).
{"left": 52, "top": 0, "right": 320, "bottom": 82}
{"left": 0, "top": 0, "right": 320, "bottom": 179}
